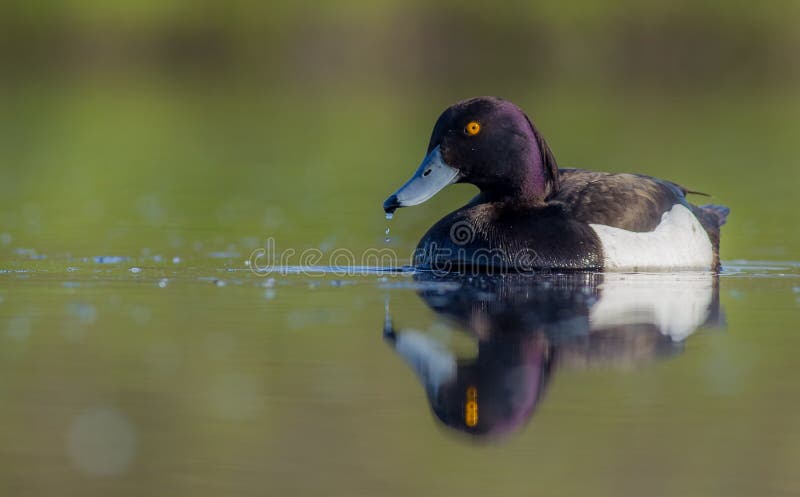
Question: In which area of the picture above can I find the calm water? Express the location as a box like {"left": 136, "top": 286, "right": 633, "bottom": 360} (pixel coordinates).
{"left": 1, "top": 81, "right": 799, "bottom": 495}
{"left": 1, "top": 256, "right": 799, "bottom": 496}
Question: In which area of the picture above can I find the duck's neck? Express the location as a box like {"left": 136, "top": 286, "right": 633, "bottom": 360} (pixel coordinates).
{"left": 477, "top": 188, "right": 548, "bottom": 209}
{"left": 478, "top": 163, "right": 552, "bottom": 208}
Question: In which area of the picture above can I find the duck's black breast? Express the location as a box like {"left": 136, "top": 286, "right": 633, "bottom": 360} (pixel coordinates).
{"left": 414, "top": 202, "right": 603, "bottom": 271}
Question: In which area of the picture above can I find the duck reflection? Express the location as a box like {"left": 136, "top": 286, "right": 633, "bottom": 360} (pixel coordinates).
{"left": 384, "top": 272, "right": 723, "bottom": 439}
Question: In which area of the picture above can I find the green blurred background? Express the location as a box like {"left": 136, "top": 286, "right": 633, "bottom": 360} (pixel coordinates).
{"left": 1, "top": 2, "right": 800, "bottom": 497}
{"left": 1, "top": 0, "right": 798, "bottom": 260}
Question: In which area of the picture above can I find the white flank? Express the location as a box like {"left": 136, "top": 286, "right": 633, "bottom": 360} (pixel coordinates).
{"left": 589, "top": 272, "right": 714, "bottom": 341}
{"left": 590, "top": 204, "right": 713, "bottom": 271}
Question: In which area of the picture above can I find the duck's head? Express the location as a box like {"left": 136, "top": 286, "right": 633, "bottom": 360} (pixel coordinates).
{"left": 383, "top": 96, "right": 559, "bottom": 214}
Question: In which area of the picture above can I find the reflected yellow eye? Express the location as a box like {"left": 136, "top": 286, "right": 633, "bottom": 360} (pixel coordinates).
{"left": 465, "top": 386, "right": 478, "bottom": 427}
{"left": 465, "top": 121, "right": 481, "bottom": 136}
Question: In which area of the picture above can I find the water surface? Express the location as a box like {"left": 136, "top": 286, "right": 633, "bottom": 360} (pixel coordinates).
{"left": 1, "top": 74, "right": 798, "bottom": 496}
{"left": 1, "top": 258, "right": 798, "bottom": 496}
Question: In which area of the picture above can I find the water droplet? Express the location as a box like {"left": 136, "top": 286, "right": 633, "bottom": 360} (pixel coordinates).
{"left": 129, "top": 267, "right": 142, "bottom": 274}
{"left": 385, "top": 212, "right": 394, "bottom": 220}
{"left": 157, "top": 278, "right": 168, "bottom": 288}
{"left": 172, "top": 256, "right": 181, "bottom": 264}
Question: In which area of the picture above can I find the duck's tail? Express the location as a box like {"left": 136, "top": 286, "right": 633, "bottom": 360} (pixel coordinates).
{"left": 690, "top": 204, "right": 729, "bottom": 272}
{"left": 699, "top": 204, "right": 730, "bottom": 228}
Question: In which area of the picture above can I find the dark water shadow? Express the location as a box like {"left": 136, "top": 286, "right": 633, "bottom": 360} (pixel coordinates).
{"left": 384, "top": 271, "right": 723, "bottom": 441}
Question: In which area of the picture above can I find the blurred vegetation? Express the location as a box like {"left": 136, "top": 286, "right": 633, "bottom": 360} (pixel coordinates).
{"left": 0, "top": 1, "right": 798, "bottom": 261}
{"left": 2, "top": 0, "right": 799, "bottom": 91}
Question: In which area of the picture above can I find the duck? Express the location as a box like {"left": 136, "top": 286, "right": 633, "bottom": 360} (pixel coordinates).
{"left": 383, "top": 96, "right": 729, "bottom": 271}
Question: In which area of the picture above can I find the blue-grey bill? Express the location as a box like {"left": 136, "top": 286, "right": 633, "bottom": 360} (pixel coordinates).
{"left": 383, "top": 146, "right": 459, "bottom": 213}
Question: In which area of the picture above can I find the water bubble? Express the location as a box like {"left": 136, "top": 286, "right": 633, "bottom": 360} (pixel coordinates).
{"left": 129, "top": 267, "right": 142, "bottom": 274}
{"left": 6, "top": 316, "right": 31, "bottom": 341}
{"left": 67, "top": 303, "right": 97, "bottom": 324}
{"left": 67, "top": 406, "right": 137, "bottom": 476}
{"left": 136, "top": 195, "right": 166, "bottom": 226}
{"left": 206, "top": 373, "right": 264, "bottom": 421}
{"left": 94, "top": 256, "right": 127, "bottom": 264}
{"left": 172, "top": 256, "right": 181, "bottom": 264}
{"left": 62, "top": 303, "right": 96, "bottom": 342}
{"left": 264, "top": 206, "right": 286, "bottom": 229}
{"left": 157, "top": 278, "right": 168, "bottom": 288}
{"left": 214, "top": 279, "right": 226, "bottom": 287}
{"left": 67, "top": 266, "right": 80, "bottom": 272}
{"left": 130, "top": 306, "right": 152, "bottom": 325}
{"left": 209, "top": 251, "right": 240, "bottom": 259}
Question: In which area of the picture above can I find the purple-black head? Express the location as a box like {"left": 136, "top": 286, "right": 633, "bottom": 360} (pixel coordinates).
{"left": 383, "top": 97, "right": 559, "bottom": 213}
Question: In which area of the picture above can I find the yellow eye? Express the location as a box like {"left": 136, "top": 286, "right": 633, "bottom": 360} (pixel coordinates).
{"left": 465, "top": 121, "right": 481, "bottom": 136}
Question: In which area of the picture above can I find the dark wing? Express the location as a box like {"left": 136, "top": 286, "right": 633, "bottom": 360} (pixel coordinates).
{"left": 550, "top": 169, "right": 692, "bottom": 232}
